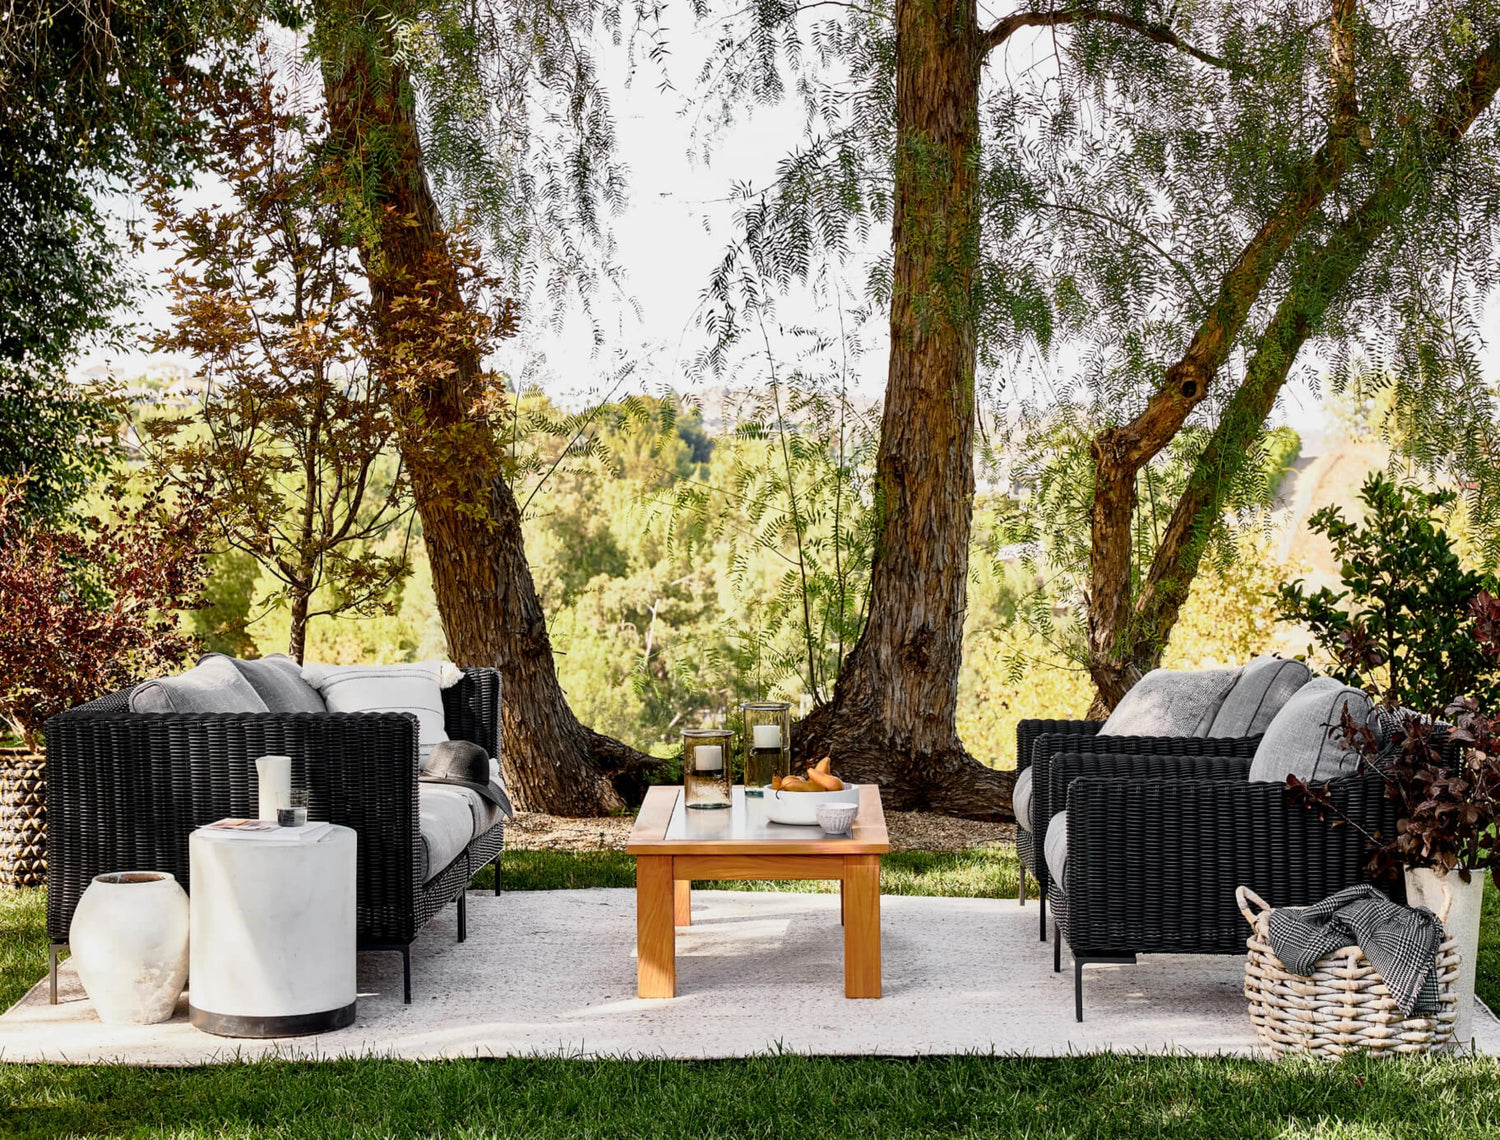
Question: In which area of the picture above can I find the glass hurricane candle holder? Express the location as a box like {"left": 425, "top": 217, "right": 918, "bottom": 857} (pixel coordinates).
{"left": 682, "top": 728, "right": 733, "bottom": 810}
{"left": 741, "top": 701, "right": 791, "bottom": 796}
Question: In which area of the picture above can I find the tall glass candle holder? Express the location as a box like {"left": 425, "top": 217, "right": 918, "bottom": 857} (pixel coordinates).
{"left": 682, "top": 728, "right": 733, "bottom": 810}
{"left": 741, "top": 702, "right": 791, "bottom": 796}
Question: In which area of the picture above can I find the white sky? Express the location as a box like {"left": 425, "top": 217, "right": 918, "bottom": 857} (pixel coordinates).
{"left": 79, "top": 17, "right": 1499, "bottom": 446}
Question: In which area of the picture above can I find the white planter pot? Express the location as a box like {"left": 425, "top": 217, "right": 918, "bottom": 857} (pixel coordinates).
{"left": 70, "top": 871, "right": 190, "bottom": 1025}
{"left": 1405, "top": 866, "right": 1486, "bottom": 1048}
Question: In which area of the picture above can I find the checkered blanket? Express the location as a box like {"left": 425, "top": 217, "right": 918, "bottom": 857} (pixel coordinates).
{"left": 1265, "top": 885, "right": 1444, "bottom": 1016}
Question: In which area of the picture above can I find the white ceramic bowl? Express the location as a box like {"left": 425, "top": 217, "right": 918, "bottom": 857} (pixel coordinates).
{"left": 763, "top": 784, "right": 859, "bottom": 826}
{"left": 815, "top": 803, "right": 859, "bottom": 835}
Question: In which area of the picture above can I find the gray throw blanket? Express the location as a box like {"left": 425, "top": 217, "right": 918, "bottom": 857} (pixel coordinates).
{"left": 1266, "top": 885, "right": 1444, "bottom": 1016}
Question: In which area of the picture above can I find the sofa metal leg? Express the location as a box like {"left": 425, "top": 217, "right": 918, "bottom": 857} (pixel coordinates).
{"left": 493, "top": 855, "right": 501, "bottom": 896}
{"left": 49, "top": 943, "right": 64, "bottom": 1005}
{"left": 457, "top": 888, "right": 467, "bottom": 944}
{"left": 362, "top": 944, "right": 414, "bottom": 1004}
{"left": 1054, "top": 924, "right": 1061, "bottom": 973}
{"left": 1018, "top": 865, "right": 1027, "bottom": 906}
{"left": 1039, "top": 892, "right": 1047, "bottom": 942}
{"left": 1073, "top": 956, "right": 1135, "bottom": 1023}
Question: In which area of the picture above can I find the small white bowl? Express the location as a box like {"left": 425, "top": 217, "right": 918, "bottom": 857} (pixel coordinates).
{"left": 815, "top": 802, "right": 858, "bottom": 835}
{"left": 763, "top": 784, "right": 859, "bottom": 825}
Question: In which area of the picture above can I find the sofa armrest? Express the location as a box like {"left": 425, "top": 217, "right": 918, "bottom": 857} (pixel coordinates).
{"left": 43, "top": 709, "right": 422, "bottom": 944}
{"left": 1045, "top": 750, "right": 1251, "bottom": 822}
{"left": 1028, "top": 732, "right": 1262, "bottom": 861}
{"left": 1059, "top": 772, "right": 1397, "bottom": 957}
{"left": 1016, "top": 719, "right": 1104, "bottom": 775}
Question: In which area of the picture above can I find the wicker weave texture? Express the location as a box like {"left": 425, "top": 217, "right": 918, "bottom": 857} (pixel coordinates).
{"left": 1239, "top": 886, "right": 1459, "bottom": 1059}
{"left": 44, "top": 668, "right": 502, "bottom": 948}
{"left": 1015, "top": 718, "right": 1259, "bottom": 897}
{"left": 0, "top": 751, "right": 46, "bottom": 888}
{"left": 1053, "top": 770, "right": 1400, "bottom": 958}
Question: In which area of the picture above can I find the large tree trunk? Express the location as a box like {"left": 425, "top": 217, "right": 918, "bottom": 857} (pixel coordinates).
{"left": 319, "top": 28, "right": 652, "bottom": 815}
{"left": 795, "top": 0, "right": 1011, "bottom": 820}
{"left": 1086, "top": 31, "right": 1500, "bottom": 715}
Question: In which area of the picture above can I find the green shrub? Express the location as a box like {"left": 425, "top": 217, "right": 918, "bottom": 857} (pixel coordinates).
{"left": 1276, "top": 472, "right": 1500, "bottom": 709}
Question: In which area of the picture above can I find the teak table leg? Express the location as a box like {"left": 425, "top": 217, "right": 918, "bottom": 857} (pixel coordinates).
{"left": 674, "top": 878, "right": 691, "bottom": 926}
{"left": 637, "top": 856, "right": 676, "bottom": 998}
{"left": 843, "top": 855, "right": 881, "bottom": 998}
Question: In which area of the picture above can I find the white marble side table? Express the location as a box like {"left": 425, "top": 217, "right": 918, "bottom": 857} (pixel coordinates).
{"left": 188, "top": 823, "right": 357, "bottom": 1037}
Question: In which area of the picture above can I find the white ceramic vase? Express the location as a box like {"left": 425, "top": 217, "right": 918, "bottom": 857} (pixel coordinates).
{"left": 1405, "top": 865, "right": 1486, "bottom": 1048}
{"left": 70, "top": 871, "right": 190, "bottom": 1025}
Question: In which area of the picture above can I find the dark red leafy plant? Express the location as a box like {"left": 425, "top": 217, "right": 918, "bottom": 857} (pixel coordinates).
{"left": 0, "top": 481, "right": 211, "bottom": 750}
{"left": 1289, "top": 592, "right": 1500, "bottom": 887}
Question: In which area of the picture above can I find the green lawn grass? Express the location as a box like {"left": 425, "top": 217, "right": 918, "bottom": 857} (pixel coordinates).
{"left": 5, "top": 848, "right": 1500, "bottom": 1139}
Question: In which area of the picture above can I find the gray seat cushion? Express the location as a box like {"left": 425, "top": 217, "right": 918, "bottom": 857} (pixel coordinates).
{"left": 129, "top": 656, "right": 270, "bottom": 715}
{"left": 1044, "top": 809, "right": 1069, "bottom": 887}
{"left": 1247, "top": 676, "right": 1374, "bottom": 784}
{"left": 219, "top": 654, "right": 327, "bottom": 714}
{"left": 1098, "top": 667, "right": 1242, "bottom": 738}
{"left": 418, "top": 782, "right": 503, "bottom": 882}
{"left": 1013, "top": 766, "right": 1035, "bottom": 833}
{"left": 1207, "top": 655, "right": 1312, "bottom": 738}
{"left": 419, "top": 784, "right": 481, "bottom": 883}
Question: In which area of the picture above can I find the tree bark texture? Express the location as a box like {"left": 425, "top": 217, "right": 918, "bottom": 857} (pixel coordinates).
{"left": 319, "top": 28, "right": 652, "bottom": 814}
{"left": 795, "top": 0, "right": 1013, "bottom": 820}
{"left": 1086, "top": 29, "right": 1500, "bottom": 715}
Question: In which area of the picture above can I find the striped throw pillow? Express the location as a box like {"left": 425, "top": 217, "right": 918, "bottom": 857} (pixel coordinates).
{"left": 302, "top": 661, "right": 463, "bottom": 765}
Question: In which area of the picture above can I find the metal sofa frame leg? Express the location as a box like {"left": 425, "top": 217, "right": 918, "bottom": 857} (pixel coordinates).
{"left": 1039, "top": 893, "right": 1047, "bottom": 941}
{"left": 49, "top": 944, "right": 65, "bottom": 1004}
{"left": 1072, "top": 955, "right": 1136, "bottom": 1022}
{"left": 362, "top": 944, "right": 413, "bottom": 1004}
{"left": 1018, "top": 864, "right": 1027, "bottom": 905}
{"left": 457, "top": 852, "right": 470, "bottom": 944}
{"left": 493, "top": 854, "right": 501, "bottom": 896}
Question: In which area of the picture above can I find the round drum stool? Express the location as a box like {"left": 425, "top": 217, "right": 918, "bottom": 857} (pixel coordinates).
{"left": 188, "top": 824, "right": 357, "bottom": 1037}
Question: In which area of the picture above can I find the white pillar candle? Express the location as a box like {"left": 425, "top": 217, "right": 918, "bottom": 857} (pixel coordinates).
{"left": 694, "top": 745, "right": 724, "bottom": 772}
{"left": 752, "top": 724, "right": 783, "bottom": 749}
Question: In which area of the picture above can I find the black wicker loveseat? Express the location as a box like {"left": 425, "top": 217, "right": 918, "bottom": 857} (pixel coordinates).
{"left": 43, "top": 666, "right": 504, "bottom": 1004}
{"left": 1042, "top": 748, "right": 1399, "bottom": 1021}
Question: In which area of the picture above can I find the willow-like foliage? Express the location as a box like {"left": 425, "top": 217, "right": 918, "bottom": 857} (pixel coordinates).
{"left": 691, "top": 0, "right": 1500, "bottom": 673}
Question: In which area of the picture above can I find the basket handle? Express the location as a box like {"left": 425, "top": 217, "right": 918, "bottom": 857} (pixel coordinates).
{"left": 1236, "top": 885, "right": 1272, "bottom": 930}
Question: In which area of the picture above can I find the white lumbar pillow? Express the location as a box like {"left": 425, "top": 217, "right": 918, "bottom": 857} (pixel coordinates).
{"left": 302, "top": 661, "right": 463, "bottom": 764}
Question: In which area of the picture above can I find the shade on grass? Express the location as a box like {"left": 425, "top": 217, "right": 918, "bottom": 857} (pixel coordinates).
{"left": 4, "top": 849, "right": 1500, "bottom": 1139}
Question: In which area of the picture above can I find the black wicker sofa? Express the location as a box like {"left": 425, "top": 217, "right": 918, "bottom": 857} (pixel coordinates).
{"left": 1043, "top": 749, "right": 1399, "bottom": 1021}
{"left": 43, "top": 666, "right": 504, "bottom": 1004}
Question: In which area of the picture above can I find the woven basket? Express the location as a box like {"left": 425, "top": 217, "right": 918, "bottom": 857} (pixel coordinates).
{"left": 1237, "top": 884, "right": 1460, "bottom": 1059}
{"left": 0, "top": 749, "right": 46, "bottom": 889}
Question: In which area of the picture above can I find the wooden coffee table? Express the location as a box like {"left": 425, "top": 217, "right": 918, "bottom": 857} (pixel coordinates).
{"left": 626, "top": 784, "right": 889, "bottom": 999}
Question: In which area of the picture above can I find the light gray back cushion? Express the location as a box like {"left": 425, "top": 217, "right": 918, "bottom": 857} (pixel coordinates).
{"left": 220, "top": 654, "right": 327, "bottom": 714}
{"left": 129, "top": 656, "right": 270, "bottom": 715}
{"left": 1208, "top": 655, "right": 1312, "bottom": 738}
{"left": 1248, "top": 677, "right": 1373, "bottom": 783}
{"left": 1013, "top": 766, "right": 1035, "bottom": 833}
{"left": 1098, "top": 668, "right": 1242, "bottom": 738}
{"left": 1043, "top": 809, "right": 1070, "bottom": 886}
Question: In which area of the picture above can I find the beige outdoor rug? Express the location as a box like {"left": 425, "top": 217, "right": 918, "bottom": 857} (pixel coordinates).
{"left": 5, "top": 889, "right": 1499, "bottom": 1065}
